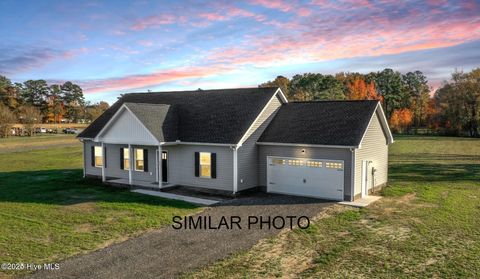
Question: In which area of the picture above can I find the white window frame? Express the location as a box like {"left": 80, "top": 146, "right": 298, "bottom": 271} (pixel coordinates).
{"left": 123, "top": 148, "right": 130, "bottom": 171}
{"left": 134, "top": 148, "right": 144, "bottom": 172}
{"left": 94, "top": 146, "right": 103, "bottom": 168}
{"left": 199, "top": 152, "right": 212, "bottom": 178}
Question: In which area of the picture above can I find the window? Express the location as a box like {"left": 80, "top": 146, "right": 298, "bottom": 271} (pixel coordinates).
{"left": 306, "top": 160, "right": 322, "bottom": 168}
{"left": 94, "top": 146, "right": 103, "bottom": 167}
{"left": 200, "top": 152, "right": 211, "bottom": 178}
{"left": 134, "top": 149, "right": 144, "bottom": 171}
{"left": 123, "top": 148, "right": 130, "bottom": 170}
{"left": 326, "top": 162, "right": 343, "bottom": 169}
{"left": 272, "top": 158, "right": 286, "bottom": 165}
{"left": 288, "top": 159, "right": 304, "bottom": 166}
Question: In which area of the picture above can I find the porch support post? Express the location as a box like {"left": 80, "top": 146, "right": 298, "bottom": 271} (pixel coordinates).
{"left": 158, "top": 145, "right": 162, "bottom": 189}
{"left": 128, "top": 144, "right": 132, "bottom": 185}
{"left": 101, "top": 142, "right": 105, "bottom": 182}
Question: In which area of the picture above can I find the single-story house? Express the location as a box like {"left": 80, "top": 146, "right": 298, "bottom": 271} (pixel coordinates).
{"left": 77, "top": 87, "right": 393, "bottom": 201}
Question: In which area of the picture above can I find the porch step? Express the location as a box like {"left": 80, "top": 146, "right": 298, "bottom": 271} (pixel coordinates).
{"left": 131, "top": 189, "right": 219, "bottom": 206}
{"left": 338, "top": 196, "right": 382, "bottom": 208}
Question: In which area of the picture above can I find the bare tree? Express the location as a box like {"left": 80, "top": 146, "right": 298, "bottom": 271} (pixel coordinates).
{"left": 0, "top": 104, "right": 16, "bottom": 137}
{"left": 19, "top": 105, "right": 41, "bottom": 136}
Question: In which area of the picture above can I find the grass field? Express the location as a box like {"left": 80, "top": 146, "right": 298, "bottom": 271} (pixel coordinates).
{"left": 186, "top": 136, "right": 480, "bottom": 278}
{"left": 0, "top": 139, "right": 200, "bottom": 277}
{"left": 0, "top": 134, "right": 79, "bottom": 153}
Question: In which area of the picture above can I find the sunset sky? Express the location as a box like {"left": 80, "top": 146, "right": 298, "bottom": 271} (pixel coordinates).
{"left": 1, "top": 0, "right": 479, "bottom": 103}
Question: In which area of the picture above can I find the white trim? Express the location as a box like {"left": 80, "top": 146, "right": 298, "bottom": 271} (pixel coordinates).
{"left": 358, "top": 103, "right": 394, "bottom": 147}
{"left": 276, "top": 88, "right": 289, "bottom": 103}
{"left": 237, "top": 88, "right": 285, "bottom": 146}
{"left": 128, "top": 144, "right": 132, "bottom": 185}
{"left": 101, "top": 142, "right": 105, "bottom": 182}
{"left": 162, "top": 141, "right": 236, "bottom": 147}
{"left": 133, "top": 148, "right": 146, "bottom": 172}
{"left": 101, "top": 139, "right": 158, "bottom": 145}
{"left": 361, "top": 160, "right": 368, "bottom": 198}
{"left": 82, "top": 142, "right": 86, "bottom": 178}
{"left": 233, "top": 147, "right": 238, "bottom": 194}
{"left": 257, "top": 142, "right": 357, "bottom": 149}
{"left": 350, "top": 148, "right": 355, "bottom": 201}
{"left": 158, "top": 146, "right": 162, "bottom": 189}
{"left": 94, "top": 104, "right": 160, "bottom": 145}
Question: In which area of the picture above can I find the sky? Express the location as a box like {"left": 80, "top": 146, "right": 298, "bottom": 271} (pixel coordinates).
{"left": 0, "top": 0, "right": 479, "bottom": 104}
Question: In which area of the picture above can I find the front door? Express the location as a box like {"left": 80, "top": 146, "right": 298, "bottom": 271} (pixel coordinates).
{"left": 162, "top": 151, "right": 168, "bottom": 182}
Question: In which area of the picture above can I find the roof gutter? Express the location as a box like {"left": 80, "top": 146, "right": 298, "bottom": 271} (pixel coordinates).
{"left": 256, "top": 142, "right": 358, "bottom": 149}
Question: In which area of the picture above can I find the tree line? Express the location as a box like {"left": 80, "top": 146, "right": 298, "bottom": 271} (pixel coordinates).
{"left": 260, "top": 68, "right": 480, "bottom": 137}
{"left": 0, "top": 75, "right": 109, "bottom": 137}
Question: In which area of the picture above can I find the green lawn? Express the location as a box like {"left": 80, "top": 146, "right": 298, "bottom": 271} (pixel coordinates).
{"left": 185, "top": 136, "right": 480, "bottom": 278}
{"left": 0, "top": 141, "right": 200, "bottom": 277}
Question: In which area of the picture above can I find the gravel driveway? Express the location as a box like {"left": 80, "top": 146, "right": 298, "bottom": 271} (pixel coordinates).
{"left": 27, "top": 193, "right": 333, "bottom": 279}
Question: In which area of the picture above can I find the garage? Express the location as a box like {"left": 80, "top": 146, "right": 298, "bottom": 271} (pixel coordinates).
{"left": 266, "top": 156, "right": 344, "bottom": 200}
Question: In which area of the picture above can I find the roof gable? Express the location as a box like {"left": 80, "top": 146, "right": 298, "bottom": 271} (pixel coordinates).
{"left": 98, "top": 106, "right": 159, "bottom": 145}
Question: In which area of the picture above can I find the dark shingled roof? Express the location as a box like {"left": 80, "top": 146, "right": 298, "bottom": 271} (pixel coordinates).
{"left": 78, "top": 87, "right": 279, "bottom": 144}
{"left": 123, "top": 103, "right": 178, "bottom": 142}
{"left": 258, "top": 100, "right": 380, "bottom": 146}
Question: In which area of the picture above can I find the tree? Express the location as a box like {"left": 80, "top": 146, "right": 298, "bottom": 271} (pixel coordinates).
{"left": 18, "top": 105, "right": 42, "bottom": 136}
{"left": 403, "top": 71, "right": 430, "bottom": 129}
{"left": 375, "top": 69, "right": 405, "bottom": 119}
{"left": 0, "top": 75, "right": 19, "bottom": 111}
{"left": 86, "top": 101, "right": 110, "bottom": 122}
{"left": 346, "top": 77, "right": 378, "bottom": 100}
{"left": 389, "top": 108, "right": 413, "bottom": 133}
{"left": 290, "top": 73, "right": 345, "bottom": 101}
{"left": 0, "top": 103, "right": 16, "bottom": 138}
{"left": 48, "top": 84, "right": 64, "bottom": 123}
{"left": 61, "top": 81, "right": 85, "bottom": 122}
{"left": 21, "top": 80, "right": 50, "bottom": 114}
{"left": 435, "top": 68, "right": 480, "bottom": 137}
{"left": 259, "top": 76, "right": 290, "bottom": 98}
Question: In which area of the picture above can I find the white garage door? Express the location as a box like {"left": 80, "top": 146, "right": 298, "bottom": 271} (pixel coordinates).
{"left": 267, "top": 156, "right": 344, "bottom": 201}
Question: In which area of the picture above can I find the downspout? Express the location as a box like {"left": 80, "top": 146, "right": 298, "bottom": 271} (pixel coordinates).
{"left": 230, "top": 145, "right": 238, "bottom": 194}
{"left": 350, "top": 147, "right": 355, "bottom": 201}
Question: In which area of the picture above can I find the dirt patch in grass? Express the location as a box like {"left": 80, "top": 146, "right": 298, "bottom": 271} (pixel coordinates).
{"left": 74, "top": 223, "right": 94, "bottom": 233}
{"left": 65, "top": 202, "right": 98, "bottom": 213}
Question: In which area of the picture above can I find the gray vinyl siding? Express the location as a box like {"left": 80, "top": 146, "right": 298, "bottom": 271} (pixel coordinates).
{"left": 237, "top": 94, "right": 282, "bottom": 191}
{"left": 130, "top": 145, "right": 157, "bottom": 183}
{"left": 84, "top": 140, "right": 101, "bottom": 177}
{"left": 165, "top": 145, "right": 233, "bottom": 191}
{"left": 354, "top": 111, "right": 389, "bottom": 196}
{"left": 104, "top": 144, "right": 128, "bottom": 180}
{"left": 258, "top": 145, "right": 353, "bottom": 201}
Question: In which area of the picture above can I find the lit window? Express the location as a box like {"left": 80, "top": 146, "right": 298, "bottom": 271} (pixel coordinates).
{"left": 326, "top": 162, "right": 343, "bottom": 169}
{"left": 272, "top": 158, "right": 286, "bottom": 165}
{"left": 288, "top": 159, "right": 304, "bottom": 166}
{"left": 135, "top": 149, "right": 144, "bottom": 171}
{"left": 200, "top": 152, "right": 211, "bottom": 178}
{"left": 162, "top": 152, "right": 167, "bottom": 160}
{"left": 307, "top": 160, "right": 322, "bottom": 168}
{"left": 94, "top": 146, "right": 103, "bottom": 167}
{"left": 123, "top": 148, "right": 130, "bottom": 170}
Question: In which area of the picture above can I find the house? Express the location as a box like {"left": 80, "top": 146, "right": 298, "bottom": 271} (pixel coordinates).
{"left": 77, "top": 87, "right": 393, "bottom": 201}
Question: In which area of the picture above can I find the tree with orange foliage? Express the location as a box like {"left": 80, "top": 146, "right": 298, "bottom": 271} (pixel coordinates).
{"left": 389, "top": 108, "right": 413, "bottom": 133}
{"left": 347, "top": 77, "right": 378, "bottom": 100}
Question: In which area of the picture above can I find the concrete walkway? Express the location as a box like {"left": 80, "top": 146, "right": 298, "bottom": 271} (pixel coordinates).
{"left": 339, "top": 195, "right": 382, "bottom": 207}
{"left": 131, "top": 189, "right": 220, "bottom": 206}
{"left": 27, "top": 194, "right": 332, "bottom": 279}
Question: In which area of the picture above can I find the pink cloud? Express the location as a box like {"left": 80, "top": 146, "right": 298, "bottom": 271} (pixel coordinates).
{"left": 249, "top": 0, "right": 311, "bottom": 16}
{"left": 80, "top": 65, "right": 234, "bottom": 93}
{"left": 130, "top": 14, "right": 177, "bottom": 30}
